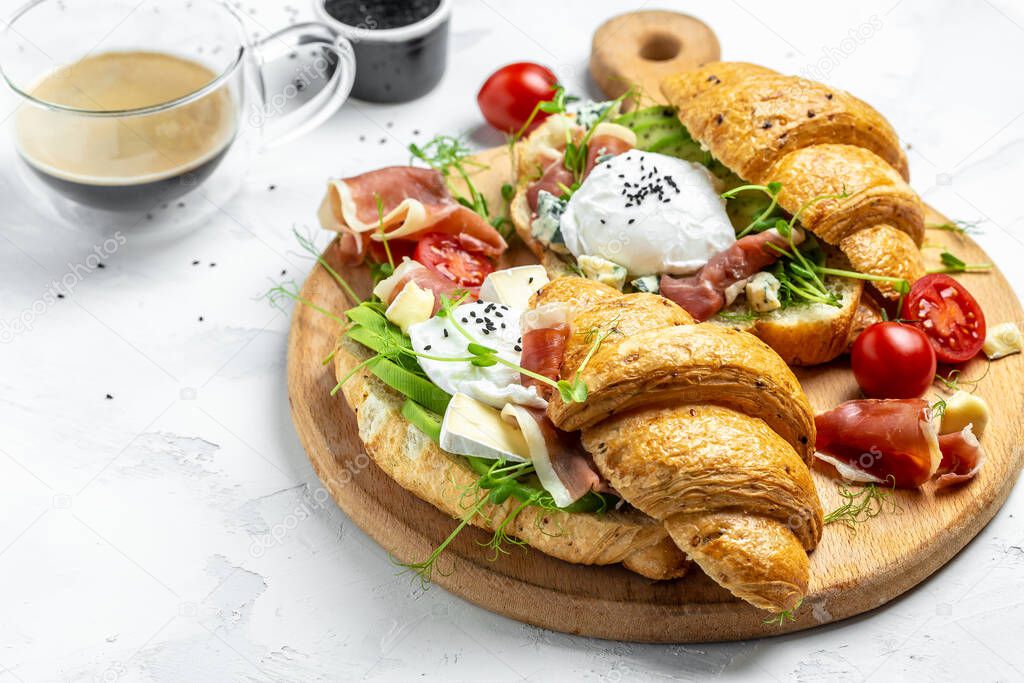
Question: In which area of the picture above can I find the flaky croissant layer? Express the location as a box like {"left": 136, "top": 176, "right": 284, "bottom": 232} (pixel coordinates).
{"left": 534, "top": 277, "right": 823, "bottom": 612}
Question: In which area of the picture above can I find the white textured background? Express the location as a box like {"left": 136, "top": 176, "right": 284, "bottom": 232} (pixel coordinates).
{"left": 2, "top": 0, "right": 1024, "bottom": 681}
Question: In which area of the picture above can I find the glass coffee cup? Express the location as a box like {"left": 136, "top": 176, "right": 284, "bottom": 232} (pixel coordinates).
{"left": 0, "top": 0, "right": 355, "bottom": 232}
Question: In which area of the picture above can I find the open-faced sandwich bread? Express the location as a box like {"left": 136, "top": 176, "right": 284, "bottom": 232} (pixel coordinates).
{"left": 510, "top": 61, "right": 927, "bottom": 365}
{"left": 330, "top": 271, "right": 822, "bottom": 612}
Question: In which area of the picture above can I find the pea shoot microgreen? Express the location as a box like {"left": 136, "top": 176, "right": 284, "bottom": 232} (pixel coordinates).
{"left": 926, "top": 219, "right": 982, "bottom": 235}
{"left": 721, "top": 182, "right": 783, "bottom": 238}
{"left": 397, "top": 457, "right": 582, "bottom": 586}
{"left": 409, "top": 135, "right": 513, "bottom": 238}
{"left": 758, "top": 190, "right": 911, "bottom": 307}
{"left": 822, "top": 478, "right": 899, "bottom": 531}
{"left": 928, "top": 249, "right": 992, "bottom": 275}
{"left": 265, "top": 279, "right": 347, "bottom": 326}
{"left": 511, "top": 83, "right": 571, "bottom": 144}
{"left": 374, "top": 193, "right": 394, "bottom": 271}
{"left": 559, "top": 89, "right": 634, "bottom": 195}
{"left": 935, "top": 361, "right": 991, "bottom": 393}
{"left": 764, "top": 599, "right": 803, "bottom": 626}
{"left": 292, "top": 227, "right": 360, "bottom": 305}
{"left": 435, "top": 295, "right": 609, "bottom": 403}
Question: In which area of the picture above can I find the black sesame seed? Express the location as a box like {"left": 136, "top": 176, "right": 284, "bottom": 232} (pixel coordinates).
{"left": 96, "top": 262, "right": 106, "bottom": 269}
{"left": 105, "top": 394, "right": 113, "bottom": 400}
{"left": 514, "top": 345, "right": 522, "bottom": 352}
{"left": 443, "top": 329, "right": 448, "bottom": 337}
{"left": 424, "top": 344, "right": 432, "bottom": 350}
{"left": 192, "top": 260, "right": 200, "bottom": 265}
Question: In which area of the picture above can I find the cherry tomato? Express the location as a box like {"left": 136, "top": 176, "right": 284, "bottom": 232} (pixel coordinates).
{"left": 901, "top": 274, "right": 986, "bottom": 364}
{"left": 413, "top": 233, "right": 494, "bottom": 288}
{"left": 477, "top": 62, "right": 558, "bottom": 134}
{"left": 851, "top": 322, "right": 937, "bottom": 398}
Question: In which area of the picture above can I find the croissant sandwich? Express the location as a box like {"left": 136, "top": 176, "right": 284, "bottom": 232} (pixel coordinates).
{"left": 510, "top": 61, "right": 927, "bottom": 365}
{"left": 327, "top": 258, "right": 822, "bottom": 612}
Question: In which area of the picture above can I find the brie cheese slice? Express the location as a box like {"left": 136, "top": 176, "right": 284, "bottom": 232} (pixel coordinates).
{"left": 439, "top": 392, "right": 529, "bottom": 462}
{"left": 479, "top": 265, "right": 550, "bottom": 311}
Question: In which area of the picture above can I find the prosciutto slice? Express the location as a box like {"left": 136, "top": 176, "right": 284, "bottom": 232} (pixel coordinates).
{"left": 660, "top": 229, "right": 798, "bottom": 322}
{"left": 527, "top": 159, "right": 574, "bottom": 212}
{"left": 525, "top": 122, "right": 636, "bottom": 212}
{"left": 814, "top": 399, "right": 942, "bottom": 488}
{"left": 501, "top": 404, "right": 610, "bottom": 507}
{"left": 318, "top": 166, "right": 507, "bottom": 263}
{"left": 935, "top": 426, "right": 985, "bottom": 489}
{"left": 518, "top": 303, "right": 571, "bottom": 399}
{"left": 373, "top": 259, "right": 474, "bottom": 313}
{"left": 584, "top": 133, "right": 633, "bottom": 177}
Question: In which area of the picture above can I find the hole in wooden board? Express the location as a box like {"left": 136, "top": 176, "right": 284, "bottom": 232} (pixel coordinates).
{"left": 639, "top": 33, "right": 681, "bottom": 61}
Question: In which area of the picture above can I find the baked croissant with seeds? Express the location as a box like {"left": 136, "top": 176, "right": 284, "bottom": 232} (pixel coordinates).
{"left": 662, "top": 62, "right": 926, "bottom": 300}
{"left": 531, "top": 277, "right": 824, "bottom": 612}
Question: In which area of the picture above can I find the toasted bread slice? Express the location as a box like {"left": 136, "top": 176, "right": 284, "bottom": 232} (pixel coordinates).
{"left": 714, "top": 275, "right": 863, "bottom": 366}
{"left": 333, "top": 336, "right": 690, "bottom": 580}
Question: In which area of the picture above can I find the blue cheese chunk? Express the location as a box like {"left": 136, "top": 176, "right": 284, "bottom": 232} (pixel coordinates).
{"left": 578, "top": 254, "right": 627, "bottom": 290}
{"left": 531, "top": 190, "right": 569, "bottom": 254}
{"left": 566, "top": 99, "right": 616, "bottom": 129}
{"left": 745, "top": 272, "right": 782, "bottom": 312}
{"left": 631, "top": 275, "right": 660, "bottom": 294}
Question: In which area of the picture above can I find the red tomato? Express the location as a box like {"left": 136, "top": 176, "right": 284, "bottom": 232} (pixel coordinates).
{"left": 851, "top": 322, "right": 937, "bottom": 398}
{"left": 413, "top": 233, "right": 494, "bottom": 288}
{"left": 901, "top": 274, "right": 986, "bottom": 364}
{"left": 477, "top": 62, "right": 558, "bottom": 134}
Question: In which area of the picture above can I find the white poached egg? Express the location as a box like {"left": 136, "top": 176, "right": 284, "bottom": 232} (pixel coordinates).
{"left": 560, "top": 150, "right": 735, "bottom": 277}
{"left": 407, "top": 300, "right": 545, "bottom": 410}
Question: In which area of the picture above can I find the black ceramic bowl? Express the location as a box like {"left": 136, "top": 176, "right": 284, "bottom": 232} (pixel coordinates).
{"left": 314, "top": 0, "right": 450, "bottom": 103}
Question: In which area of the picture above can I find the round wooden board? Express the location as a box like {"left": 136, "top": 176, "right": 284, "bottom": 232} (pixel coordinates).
{"left": 287, "top": 147, "right": 1024, "bottom": 641}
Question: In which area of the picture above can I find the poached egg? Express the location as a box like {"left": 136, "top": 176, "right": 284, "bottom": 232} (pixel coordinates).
{"left": 560, "top": 150, "right": 735, "bottom": 277}
{"left": 407, "top": 300, "right": 545, "bottom": 410}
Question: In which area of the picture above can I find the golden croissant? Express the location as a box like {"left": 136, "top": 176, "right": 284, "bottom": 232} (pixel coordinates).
{"left": 533, "top": 276, "right": 824, "bottom": 612}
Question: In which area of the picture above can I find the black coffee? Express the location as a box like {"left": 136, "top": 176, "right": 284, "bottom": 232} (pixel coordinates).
{"left": 324, "top": 0, "right": 440, "bottom": 29}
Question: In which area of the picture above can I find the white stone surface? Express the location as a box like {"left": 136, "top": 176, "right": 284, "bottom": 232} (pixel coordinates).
{"left": 1, "top": 0, "right": 1023, "bottom": 680}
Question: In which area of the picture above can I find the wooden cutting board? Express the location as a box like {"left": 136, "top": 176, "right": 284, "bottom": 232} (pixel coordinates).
{"left": 287, "top": 145, "right": 1024, "bottom": 642}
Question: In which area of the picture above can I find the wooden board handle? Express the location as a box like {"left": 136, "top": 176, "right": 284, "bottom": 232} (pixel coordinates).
{"left": 589, "top": 10, "right": 720, "bottom": 103}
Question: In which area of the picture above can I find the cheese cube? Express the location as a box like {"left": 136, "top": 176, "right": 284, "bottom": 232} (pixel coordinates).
{"left": 439, "top": 393, "right": 529, "bottom": 462}
{"left": 372, "top": 258, "right": 424, "bottom": 302}
{"left": 745, "top": 272, "right": 782, "bottom": 312}
{"left": 631, "top": 275, "right": 659, "bottom": 294}
{"left": 578, "top": 254, "right": 627, "bottom": 290}
{"left": 982, "top": 322, "right": 1023, "bottom": 360}
{"left": 479, "top": 265, "right": 549, "bottom": 311}
{"left": 385, "top": 281, "right": 434, "bottom": 333}
{"left": 940, "top": 390, "right": 990, "bottom": 437}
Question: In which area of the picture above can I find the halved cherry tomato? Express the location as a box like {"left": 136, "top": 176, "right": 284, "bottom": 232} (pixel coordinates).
{"left": 477, "top": 62, "right": 558, "bottom": 134}
{"left": 851, "top": 322, "right": 937, "bottom": 399}
{"left": 901, "top": 274, "right": 986, "bottom": 364}
{"left": 413, "top": 232, "right": 494, "bottom": 288}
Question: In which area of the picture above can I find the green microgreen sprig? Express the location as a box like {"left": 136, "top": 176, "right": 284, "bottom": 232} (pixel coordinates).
{"left": 764, "top": 599, "right": 803, "bottom": 626}
{"left": 927, "top": 249, "right": 992, "bottom": 275}
{"left": 822, "top": 477, "right": 899, "bottom": 531}
{"left": 721, "top": 182, "right": 783, "bottom": 238}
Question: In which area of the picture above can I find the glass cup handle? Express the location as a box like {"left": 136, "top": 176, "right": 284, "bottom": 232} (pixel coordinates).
{"left": 252, "top": 22, "right": 355, "bottom": 149}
